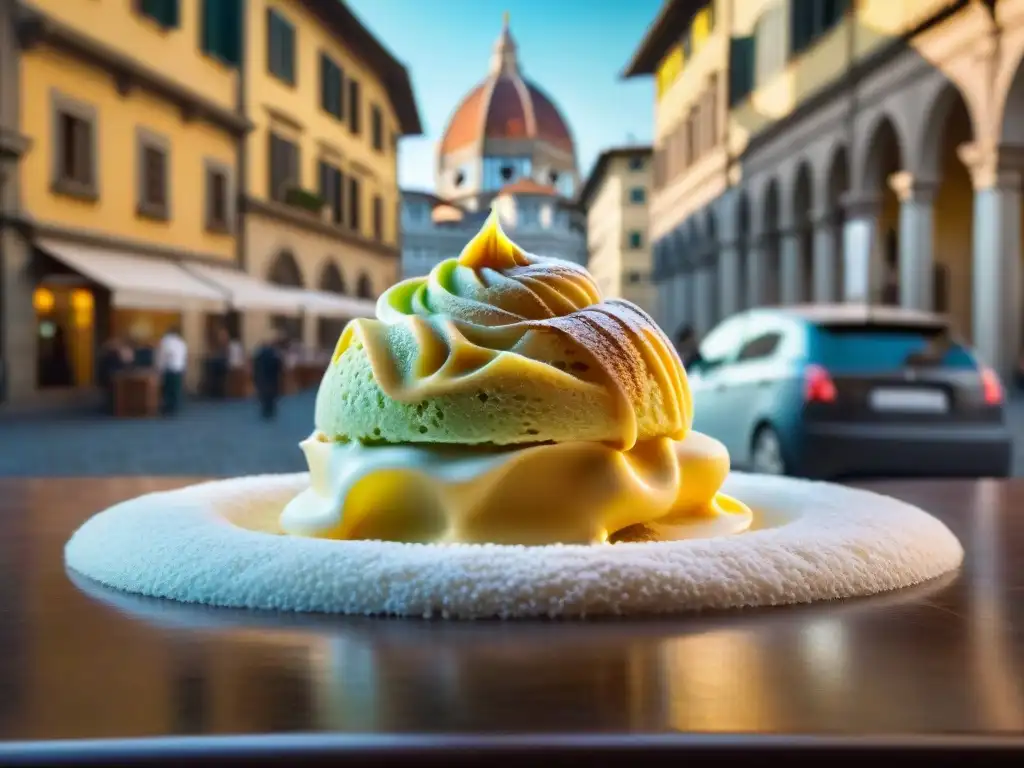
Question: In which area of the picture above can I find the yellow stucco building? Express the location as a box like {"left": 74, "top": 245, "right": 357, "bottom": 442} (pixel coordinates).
{"left": 0, "top": 0, "right": 420, "bottom": 405}
{"left": 627, "top": 0, "right": 1024, "bottom": 380}
{"left": 579, "top": 146, "right": 656, "bottom": 312}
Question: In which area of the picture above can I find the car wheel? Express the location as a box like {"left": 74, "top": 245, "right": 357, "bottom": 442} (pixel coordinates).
{"left": 751, "top": 425, "right": 787, "bottom": 476}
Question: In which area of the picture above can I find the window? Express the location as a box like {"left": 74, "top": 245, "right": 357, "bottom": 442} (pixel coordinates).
{"left": 200, "top": 0, "right": 241, "bottom": 66}
{"left": 205, "top": 160, "right": 232, "bottom": 232}
{"left": 371, "top": 105, "right": 383, "bottom": 152}
{"left": 348, "top": 176, "right": 361, "bottom": 232}
{"left": 138, "top": 0, "right": 179, "bottom": 28}
{"left": 136, "top": 129, "right": 170, "bottom": 220}
{"left": 627, "top": 271, "right": 643, "bottom": 284}
{"left": 791, "top": 0, "right": 847, "bottom": 56}
{"left": 728, "top": 37, "right": 755, "bottom": 107}
{"left": 268, "top": 133, "right": 299, "bottom": 202}
{"left": 698, "top": 316, "right": 747, "bottom": 366}
{"left": 348, "top": 79, "right": 361, "bottom": 135}
{"left": 737, "top": 332, "right": 782, "bottom": 362}
{"left": 267, "top": 8, "right": 296, "bottom": 85}
{"left": 628, "top": 231, "right": 643, "bottom": 249}
{"left": 319, "top": 53, "right": 344, "bottom": 119}
{"left": 482, "top": 156, "right": 531, "bottom": 190}
{"left": 51, "top": 93, "right": 97, "bottom": 199}
{"left": 372, "top": 195, "right": 384, "bottom": 241}
{"left": 628, "top": 155, "right": 645, "bottom": 171}
{"left": 318, "top": 160, "right": 344, "bottom": 225}
{"left": 628, "top": 187, "right": 646, "bottom": 204}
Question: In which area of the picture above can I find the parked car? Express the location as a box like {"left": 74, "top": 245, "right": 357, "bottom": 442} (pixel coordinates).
{"left": 687, "top": 305, "right": 1012, "bottom": 479}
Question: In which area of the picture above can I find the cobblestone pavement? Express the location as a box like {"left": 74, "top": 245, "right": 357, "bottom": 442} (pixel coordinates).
{"left": 0, "top": 393, "right": 316, "bottom": 478}
{"left": 1, "top": 391, "right": 1022, "bottom": 478}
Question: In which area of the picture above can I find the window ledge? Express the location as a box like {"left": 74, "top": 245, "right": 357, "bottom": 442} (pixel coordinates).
{"left": 205, "top": 220, "right": 232, "bottom": 235}
{"left": 136, "top": 202, "right": 169, "bottom": 222}
{"left": 52, "top": 178, "right": 98, "bottom": 202}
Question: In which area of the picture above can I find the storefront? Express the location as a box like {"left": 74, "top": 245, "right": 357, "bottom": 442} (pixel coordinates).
{"left": 31, "top": 240, "right": 227, "bottom": 396}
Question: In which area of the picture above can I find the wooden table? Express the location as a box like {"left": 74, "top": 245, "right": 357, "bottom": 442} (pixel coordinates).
{"left": 0, "top": 477, "right": 1022, "bottom": 764}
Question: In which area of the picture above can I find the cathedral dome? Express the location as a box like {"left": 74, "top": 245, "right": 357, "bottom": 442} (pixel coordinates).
{"left": 438, "top": 15, "right": 575, "bottom": 166}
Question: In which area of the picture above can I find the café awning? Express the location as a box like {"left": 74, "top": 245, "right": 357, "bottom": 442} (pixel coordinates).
{"left": 298, "top": 290, "right": 376, "bottom": 319}
{"left": 182, "top": 263, "right": 307, "bottom": 315}
{"left": 37, "top": 240, "right": 226, "bottom": 311}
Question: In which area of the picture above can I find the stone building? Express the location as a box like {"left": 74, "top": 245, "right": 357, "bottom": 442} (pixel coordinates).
{"left": 578, "top": 146, "right": 656, "bottom": 311}
{"left": 400, "top": 15, "right": 586, "bottom": 278}
{"left": 626, "top": 0, "right": 1024, "bottom": 379}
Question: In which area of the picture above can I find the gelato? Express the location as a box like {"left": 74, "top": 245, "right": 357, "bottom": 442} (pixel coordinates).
{"left": 281, "top": 210, "right": 751, "bottom": 545}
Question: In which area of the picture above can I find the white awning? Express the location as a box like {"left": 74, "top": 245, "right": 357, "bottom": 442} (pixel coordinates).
{"left": 37, "top": 240, "right": 226, "bottom": 311}
{"left": 298, "top": 290, "right": 376, "bottom": 319}
{"left": 183, "top": 263, "right": 306, "bottom": 315}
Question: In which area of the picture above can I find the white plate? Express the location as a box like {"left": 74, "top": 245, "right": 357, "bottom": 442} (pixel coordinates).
{"left": 869, "top": 387, "right": 948, "bottom": 413}
{"left": 64, "top": 473, "right": 964, "bottom": 619}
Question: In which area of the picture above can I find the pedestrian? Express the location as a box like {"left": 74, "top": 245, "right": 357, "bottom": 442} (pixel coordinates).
{"left": 156, "top": 326, "right": 187, "bottom": 416}
{"left": 675, "top": 325, "right": 701, "bottom": 368}
{"left": 252, "top": 333, "right": 284, "bottom": 420}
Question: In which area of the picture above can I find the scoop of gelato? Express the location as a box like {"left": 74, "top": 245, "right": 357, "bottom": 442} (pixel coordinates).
{"left": 316, "top": 210, "right": 692, "bottom": 450}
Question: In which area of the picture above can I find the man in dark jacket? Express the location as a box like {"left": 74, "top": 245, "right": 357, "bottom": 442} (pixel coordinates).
{"left": 253, "top": 334, "right": 285, "bottom": 420}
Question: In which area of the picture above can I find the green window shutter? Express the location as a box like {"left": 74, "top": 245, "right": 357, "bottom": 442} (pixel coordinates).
{"left": 284, "top": 24, "right": 296, "bottom": 84}
{"left": 201, "top": 0, "right": 240, "bottom": 66}
{"left": 140, "top": 0, "right": 179, "bottom": 28}
{"left": 220, "top": 0, "right": 241, "bottom": 66}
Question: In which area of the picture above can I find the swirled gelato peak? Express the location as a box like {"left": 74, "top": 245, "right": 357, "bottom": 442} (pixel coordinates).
{"left": 456, "top": 207, "right": 531, "bottom": 270}
{"left": 282, "top": 214, "right": 751, "bottom": 546}
{"left": 315, "top": 211, "right": 691, "bottom": 451}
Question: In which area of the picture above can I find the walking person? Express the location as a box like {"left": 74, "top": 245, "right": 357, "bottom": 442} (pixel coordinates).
{"left": 253, "top": 334, "right": 284, "bottom": 420}
{"left": 675, "top": 325, "right": 701, "bottom": 369}
{"left": 156, "top": 326, "right": 187, "bottom": 416}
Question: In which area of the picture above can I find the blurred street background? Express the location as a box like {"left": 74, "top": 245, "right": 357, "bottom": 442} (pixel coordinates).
{"left": 2, "top": 0, "right": 1023, "bottom": 481}
{"left": 0, "top": 389, "right": 1022, "bottom": 478}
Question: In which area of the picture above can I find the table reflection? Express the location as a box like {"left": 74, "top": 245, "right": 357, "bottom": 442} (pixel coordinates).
{"left": 0, "top": 477, "right": 1022, "bottom": 740}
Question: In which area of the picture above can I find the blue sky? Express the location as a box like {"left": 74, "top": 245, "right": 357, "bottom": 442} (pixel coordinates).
{"left": 346, "top": 0, "right": 662, "bottom": 191}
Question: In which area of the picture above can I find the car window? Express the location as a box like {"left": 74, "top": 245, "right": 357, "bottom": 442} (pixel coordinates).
{"left": 812, "top": 322, "right": 976, "bottom": 371}
{"left": 698, "top": 316, "right": 747, "bottom": 365}
{"left": 737, "top": 331, "right": 782, "bottom": 362}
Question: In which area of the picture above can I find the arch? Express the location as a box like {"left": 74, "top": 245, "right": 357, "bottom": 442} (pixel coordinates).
{"left": 999, "top": 53, "right": 1024, "bottom": 145}
{"left": 735, "top": 190, "right": 751, "bottom": 311}
{"left": 761, "top": 177, "right": 781, "bottom": 232}
{"left": 793, "top": 162, "right": 814, "bottom": 303}
{"left": 318, "top": 261, "right": 347, "bottom": 294}
{"left": 825, "top": 144, "right": 850, "bottom": 207}
{"left": 859, "top": 114, "right": 905, "bottom": 193}
{"left": 930, "top": 79, "right": 976, "bottom": 339}
{"left": 760, "top": 179, "right": 781, "bottom": 306}
{"left": 916, "top": 79, "right": 979, "bottom": 181}
{"left": 356, "top": 272, "right": 375, "bottom": 299}
{"left": 267, "top": 250, "right": 304, "bottom": 288}
{"left": 704, "top": 207, "right": 721, "bottom": 326}
{"left": 824, "top": 145, "right": 850, "bottom": 301}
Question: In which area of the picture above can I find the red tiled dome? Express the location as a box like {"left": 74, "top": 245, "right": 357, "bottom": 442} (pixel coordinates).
{"left": 439, "top": 18, "right": 574, "bottom": 156}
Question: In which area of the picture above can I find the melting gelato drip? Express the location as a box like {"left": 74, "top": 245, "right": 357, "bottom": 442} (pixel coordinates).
{"left": 281, "top": 210, "right": 751, "bottom": 545}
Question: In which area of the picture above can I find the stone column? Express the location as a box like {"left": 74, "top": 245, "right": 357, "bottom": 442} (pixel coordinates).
{"left": 779, "top": 228, "right": 802, "bottom": 305}
{"left": 811, "top": 208, "right": 837, "bottom": 303}
{"left": 746, "top": 219, "right": 766, "bottom": 308}
{"left": 0, "top": 227, "right": 34, "bottom": 403}
{"left": 959, "top": 143, "right": 1024, "bottom": 380}
{"left": 840, "top": 193, "right": 881, "bottom": 302}
{"left": 889, "top": 171, "right": 936, "bottom": 311}
{"left": 716, "top": 240, "right": 739, "bottom": 319}
{"left": 693, "top": 265, "right": 711, "bottom": 337}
